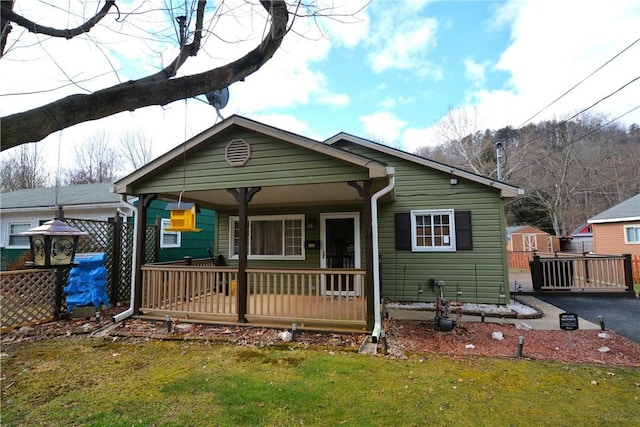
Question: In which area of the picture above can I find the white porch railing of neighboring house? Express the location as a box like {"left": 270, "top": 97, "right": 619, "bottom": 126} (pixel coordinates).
{"left": 140, "top": 263, "right": 367, "bottom": 329}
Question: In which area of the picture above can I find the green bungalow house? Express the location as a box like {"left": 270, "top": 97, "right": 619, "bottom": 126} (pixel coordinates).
{"left": 112, "top": 115, "right": 522, "bottom": 340}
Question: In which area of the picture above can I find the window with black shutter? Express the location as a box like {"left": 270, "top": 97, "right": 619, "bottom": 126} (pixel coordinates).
{"left": 394, "top": 210, "right": 473, "bottom": 252}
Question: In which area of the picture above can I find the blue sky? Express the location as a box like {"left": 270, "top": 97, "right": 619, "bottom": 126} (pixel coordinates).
{"left": 1, "top": 0, "right": 639, "bottom": 173}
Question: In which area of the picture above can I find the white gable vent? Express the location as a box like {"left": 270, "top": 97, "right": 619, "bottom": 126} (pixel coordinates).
{"left": 225, "top": 139, "right": 251, "bottom": 166}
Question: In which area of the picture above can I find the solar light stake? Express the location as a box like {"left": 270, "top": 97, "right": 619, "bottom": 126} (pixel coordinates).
{"left": 291, "top": 323, "right": 297, "bottom": 341}
{"left": 517, "top": 336, "right": 525, "bottom": 357}
{"left": 597, "top": 315, "right": 605, "bottom": 331}
{"left": 481, "top": 312, "right": 485, "bottom": 323}
{"left": 166, "top": 315, "right": 173, "bottom": 333}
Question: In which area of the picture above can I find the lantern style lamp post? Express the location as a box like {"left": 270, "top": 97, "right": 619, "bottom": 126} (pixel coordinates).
{"left": 21, "top": 219, "right": 88, "bottom": 267}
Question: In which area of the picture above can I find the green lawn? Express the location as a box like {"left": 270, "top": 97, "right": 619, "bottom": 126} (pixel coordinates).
{"left": 1, "top": 337, "right": 639, "bottom": 426}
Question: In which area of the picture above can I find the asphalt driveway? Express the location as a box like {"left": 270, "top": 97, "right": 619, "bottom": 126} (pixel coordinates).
{"left": 534, "top": 294, "right": 640, "bottom": 344}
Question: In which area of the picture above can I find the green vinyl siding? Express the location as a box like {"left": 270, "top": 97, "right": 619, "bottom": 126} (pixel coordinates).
{"left": 129, "top": 130, "right": 371, "bottom": 195}
{"left": 145, "top": 201, "right": 216, "bottom": 263}
{"left": 335, "top": 141, "right": 510, "bottom": 304}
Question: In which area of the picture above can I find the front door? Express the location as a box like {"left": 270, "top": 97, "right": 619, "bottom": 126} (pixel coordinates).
{"left": 320, "top": 212, "right": 361, "bottom": 296}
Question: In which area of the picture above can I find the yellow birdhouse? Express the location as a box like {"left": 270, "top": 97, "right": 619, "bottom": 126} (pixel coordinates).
{"left": 165, "top": 202, "right": 201, "bottom": 232}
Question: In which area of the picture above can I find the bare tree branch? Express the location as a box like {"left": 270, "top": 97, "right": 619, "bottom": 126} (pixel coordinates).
{"left": 0, "top": 1, "right": 117, "bottom": 56}
{"left": 1, "top": 0, "right": 290, "bottom": 151}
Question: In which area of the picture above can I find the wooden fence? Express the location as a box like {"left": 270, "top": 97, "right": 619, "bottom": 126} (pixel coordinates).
{"left": 0, "top": 218, "right": 158, "bottom": 332}
{"left": 510, "top": 251, "right": 640, "bottom": 284}
{"left": 529, "top": 252, "right": 635, "bottom": 294}
{"left": 1, "top": 269, "right": 58, "bottom": 332}
{"left": 507, "top": 251, "right": 531, "bottom": 270}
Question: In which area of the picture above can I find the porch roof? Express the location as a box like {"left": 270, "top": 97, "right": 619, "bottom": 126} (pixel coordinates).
{"left": 112, "top": 116, "right": 394, "bottom": 208}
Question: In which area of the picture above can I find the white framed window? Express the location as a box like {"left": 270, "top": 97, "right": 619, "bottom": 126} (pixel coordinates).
{"left": 229, "top": 214, "right": 304, "bottom": 260}
{"left": 160, "top": 218, "right": 181, "bottom": 248}
{"left": 410, "top": 209, "right": 456, "bottom": 252}
{"left": 624, "top": 225, "right": 640, "bottom": 244}
{"left": 7, "top": 222, "right": 32, "bottom": 249}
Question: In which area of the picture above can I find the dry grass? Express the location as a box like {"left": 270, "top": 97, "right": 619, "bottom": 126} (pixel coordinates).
{"left": 1, "top": 334, "right": 639, "bottom": 427}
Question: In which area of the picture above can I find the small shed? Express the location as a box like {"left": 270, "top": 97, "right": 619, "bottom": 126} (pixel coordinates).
{"left": 506, "top": 225, "right": 559, "bottom": 252}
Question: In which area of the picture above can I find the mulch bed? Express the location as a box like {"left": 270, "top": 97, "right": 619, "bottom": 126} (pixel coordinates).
{"left": 2, "top": 306, "right": 639, "bottom": 367}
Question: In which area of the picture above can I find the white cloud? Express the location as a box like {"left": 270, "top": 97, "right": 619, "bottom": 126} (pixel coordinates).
{"left": 402, "top": 126, "right": 440, "bottom": 153}
{"left": 410, "top": 0, "right": 640, "bottom": 150}
{"left": 249, "top": 113, "right": 315, "bottom": 138}
{"left": 315, "top": 0, "right": 371, "bottom": 47}
{"left": 368, "top": 18, "right": 438, "bottom": 73}
{"left": 463, "top": 58, "right": 487, "bottom": 86}
{"left": 359, "top": 112, "right": 407, "bottom": 146}
{"left": 486, "top": 0, "right": 640, "bottom": 128}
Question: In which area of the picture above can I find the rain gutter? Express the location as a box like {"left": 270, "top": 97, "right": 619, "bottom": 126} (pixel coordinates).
{"left": 370, "top": 167, "right": 395, "bottom": 343}
{"left": 113, "top": 196, "right": 139, "bottom": 323}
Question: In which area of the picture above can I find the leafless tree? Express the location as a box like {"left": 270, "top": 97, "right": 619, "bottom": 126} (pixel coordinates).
{"left": 508, "top": 114, "right": 638, "bottom": 236}
{"left": 417, "top": 109, "right": 639, "bottom": 235}
{"left": 0, "top": 143, "right": 50, "bottom": 192}
{"left": 63, "top": 132, "right": 121, "bottom": 184}
{"left": 0, "top": 0, "right": 324, "bottom": 150}
{"left": 120, "top": 129, "right": 155, "bottom": 172}
{"left": 423, "top": 106, "right": 496, "bottom": 176}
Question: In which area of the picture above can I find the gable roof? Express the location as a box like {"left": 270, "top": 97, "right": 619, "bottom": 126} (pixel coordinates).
{"left": 115, "top": 115, "right": 390, "bottom": 193}
{"left": 569, "top": 223, "right": 593, "bottom": 237}
{"left": 324, "top": 133, "right": 523, "bottom": 198}
{"left": 588, "top": 194, "right": 640, "bottom": 223}
{"left": 1, "top": 183, "right": 121, "bottom": 212}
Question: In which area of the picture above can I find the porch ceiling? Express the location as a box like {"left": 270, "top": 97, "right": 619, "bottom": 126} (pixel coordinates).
{"left": 158, "top": 181, "right": 394, "bottom": 209}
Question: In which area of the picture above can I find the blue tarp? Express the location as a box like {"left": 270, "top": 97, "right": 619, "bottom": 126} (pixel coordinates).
{"left": 64, "top": 253, "right": 110, "bottom": 311}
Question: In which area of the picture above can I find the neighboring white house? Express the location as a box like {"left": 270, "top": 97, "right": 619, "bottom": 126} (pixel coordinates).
{"left": 0, "top": 183, "right": 128, "bottom": 268}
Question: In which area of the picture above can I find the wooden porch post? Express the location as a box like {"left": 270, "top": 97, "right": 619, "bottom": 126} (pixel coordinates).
{"left": 622, "top": 254, "right": 635, "bottom": 296}
{"left": 133, "top": 194, "right": 156, "bottom": 315}
{"left": 228, "top": 187, "right": 261, "bottom": 323}
{"left": 363, "top": 180, "right": 375, "bottom": 331}
{"left": 531, "top": 254, "right": 542, "bottom": 292}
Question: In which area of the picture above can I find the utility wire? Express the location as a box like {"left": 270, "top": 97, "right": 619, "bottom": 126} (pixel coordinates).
{"left": 517, "top": 37, "right": 640, "bottom": 128}
{"left": 502, "top": 74, "right": 640, "bottom": 168}
{"left": 507, "top": 104, "right": 640, "bottom": 177}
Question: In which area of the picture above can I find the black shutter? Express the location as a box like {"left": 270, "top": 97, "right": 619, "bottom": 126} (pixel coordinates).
{"left": 395, "top": 212, "right": 411, "bottom": 250}
{"left": 455, "top": 210, "right": 473, "bottom": 250}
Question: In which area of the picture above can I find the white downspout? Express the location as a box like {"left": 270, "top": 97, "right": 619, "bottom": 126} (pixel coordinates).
{"left": 113, "top": 196, "right": 139, "bottom": 323}
{"left": 370, "top": 167, "right": 395, "bottom": 342}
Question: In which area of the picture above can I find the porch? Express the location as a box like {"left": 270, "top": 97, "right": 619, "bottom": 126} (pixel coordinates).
{"left": 138, "top": 261, "right": 368, "bottom": 332}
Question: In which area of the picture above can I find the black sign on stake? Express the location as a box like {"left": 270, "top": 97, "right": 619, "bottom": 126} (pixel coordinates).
{"left": 559, "top": 312, "right": 579, "bottom": 351}
{"left": 559, "top": 312, "right": 579, "bottom": 330}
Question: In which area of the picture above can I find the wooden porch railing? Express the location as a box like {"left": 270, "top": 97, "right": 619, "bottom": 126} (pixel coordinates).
{"left": 530, "top": 253, "right": 634, "bottom": 294}
{"left": 140, "top": 263, "right": 367, "bottom": 329}
{"left": 246, "top": 268, "right": 367, "bottom": 325}
{"left": 141, "top": 265, "right": 238, "bottom": 319}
